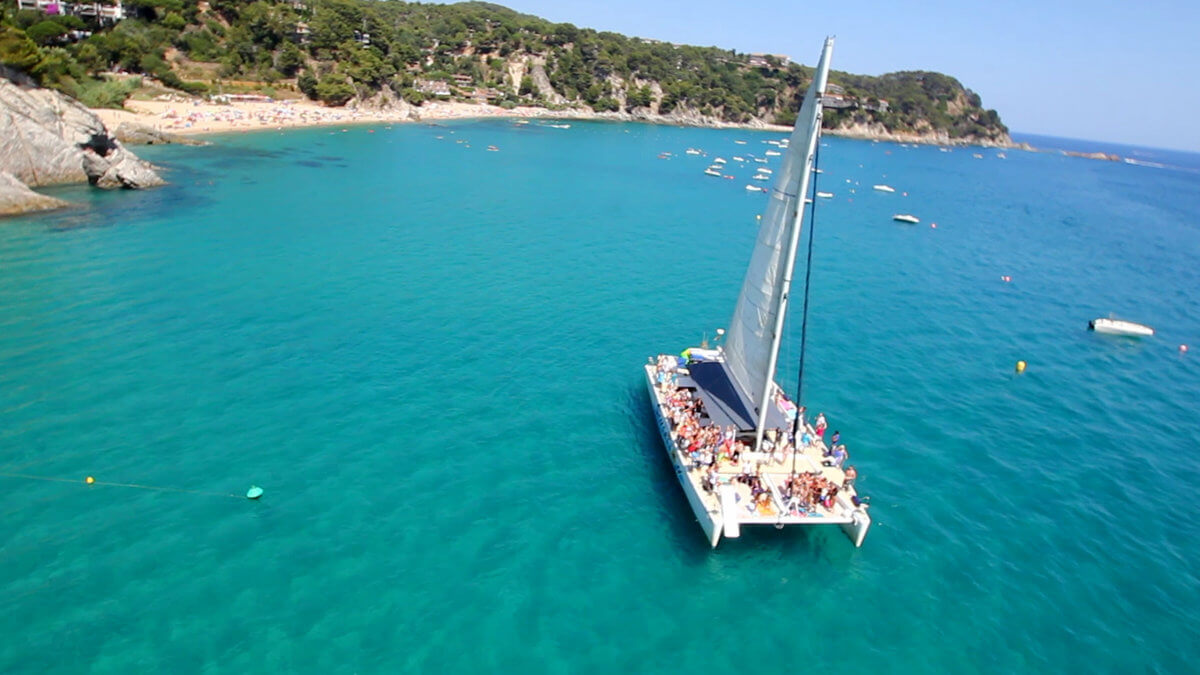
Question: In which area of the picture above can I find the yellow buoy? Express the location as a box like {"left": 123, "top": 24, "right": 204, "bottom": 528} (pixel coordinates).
{"left": 1015, "top": 360, "right": 1027, "bottom": 373}
{"left": 85, "top": 476, "right": 95, "bottom": 484}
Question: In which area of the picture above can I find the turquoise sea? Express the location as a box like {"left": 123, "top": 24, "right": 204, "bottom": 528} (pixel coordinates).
{"left": 2, "top": 120, "right": 1198, "bottom": 673}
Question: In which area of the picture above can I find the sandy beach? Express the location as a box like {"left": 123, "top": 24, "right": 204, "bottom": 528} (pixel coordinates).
{"left": 90, "top": 97, "right": 614, "bottom": 136}
{"left": 90, "top": 97, "right": 1025, "bottom": 149}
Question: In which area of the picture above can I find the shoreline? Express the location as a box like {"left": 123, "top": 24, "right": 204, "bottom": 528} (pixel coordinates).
{"left": 91, "top": 97, "right": 1022, "bottom": 149}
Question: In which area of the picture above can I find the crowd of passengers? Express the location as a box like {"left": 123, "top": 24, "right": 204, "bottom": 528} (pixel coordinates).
{"left": 653, "top": 355, "right": 860, "bottom": 515}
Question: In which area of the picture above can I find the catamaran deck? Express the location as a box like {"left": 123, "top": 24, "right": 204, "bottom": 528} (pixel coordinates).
{"left": 645, "top": 357, "right": 870, "bottom": 546}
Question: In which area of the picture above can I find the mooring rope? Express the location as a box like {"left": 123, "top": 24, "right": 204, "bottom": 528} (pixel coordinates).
{"left": 0, "top": 471, "right": 243, "bottom": 499}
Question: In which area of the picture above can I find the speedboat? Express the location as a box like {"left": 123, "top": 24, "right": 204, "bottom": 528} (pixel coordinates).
{"left": 1089, "top": 318, "right": 1154, "bottom": 337}
{"left": 817, "top": 191, "right": 834, "bottom": 198}
{"left": 873, "top": 184, "right": 895, "bottom": 193}
{"left": 892, "top": 214, "right": 919, "bottom": 224}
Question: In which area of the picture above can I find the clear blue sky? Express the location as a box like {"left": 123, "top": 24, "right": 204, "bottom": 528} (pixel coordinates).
{"left": 485, "top": 0, "right": 1200, "bottom": 152}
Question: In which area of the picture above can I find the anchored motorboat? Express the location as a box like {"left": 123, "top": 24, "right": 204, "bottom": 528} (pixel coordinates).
{"left": 1089, "top": 318, "right": 1154, "bottom": 337}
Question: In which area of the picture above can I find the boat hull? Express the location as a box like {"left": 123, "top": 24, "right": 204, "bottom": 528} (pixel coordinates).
{"left": 1089, "top": 318, "right": 1154, "bottom": 337}
{"left": 644, "top": 361, "right": 872, "bottom": 548}
{"left": 644, "top": 365, "right": 722, "bottom": 547}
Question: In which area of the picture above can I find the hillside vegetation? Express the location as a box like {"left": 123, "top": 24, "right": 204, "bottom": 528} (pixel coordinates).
{"left": 0, "top": 0, "right": 1010, "bottom": 143}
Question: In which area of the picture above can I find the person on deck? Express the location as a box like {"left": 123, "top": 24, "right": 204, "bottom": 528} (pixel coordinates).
{"left": 842, "top": 465, "right": 858, "bottom": 490}
{"left": 831, "top": 445, "right": 848, "bottom": 469}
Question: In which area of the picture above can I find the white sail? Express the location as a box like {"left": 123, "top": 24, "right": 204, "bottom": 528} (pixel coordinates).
{"left": 722, "top": 37, "right": 833, "bottom": 441}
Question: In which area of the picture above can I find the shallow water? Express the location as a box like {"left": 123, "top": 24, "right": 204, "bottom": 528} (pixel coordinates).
{"left": 1, "top": 120, "right": 1197, "bottom": 673}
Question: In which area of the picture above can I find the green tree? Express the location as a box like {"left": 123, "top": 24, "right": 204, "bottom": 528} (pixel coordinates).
{"left": 26, "top": 21, "right": 68, "bottom": 46}
{"left": 297, "top": 70, "right": 318, "bottom": 98}
{"left": 161, "top": 12, "right": 187, "bottom": 31}
{"left": 276, "top": 40, "right": 305, "bottom": 76}
{"left": 518, "top": 74, "right": 534, "bottom": 96}
{"left": 627, "top": 84, "right": 652, "bottom": 108}
{"left": 315, "top": 73, "right": 354, "bottom": 105}
{"left": 0, "top": 26, "right": 42, "bottom": 71}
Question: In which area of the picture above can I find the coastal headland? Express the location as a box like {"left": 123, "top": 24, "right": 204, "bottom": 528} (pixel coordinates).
{"left": 0, "top": 72, "right": 162, "bottom": 217}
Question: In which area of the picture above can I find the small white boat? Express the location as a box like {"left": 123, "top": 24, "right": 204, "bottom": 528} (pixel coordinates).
{"left": 686, "top": 148, "right": 702, "bottom": 155}
{"left": 765, "top": 150, "right": 781, "bottom": 156}
{"left": 817, "top": 191, "right": 834, "bottom": 198}
{"left": 873, "top": 184, "right": 895, "bottom": 193}
{"left": 1089, "top": 318, "right": 1154, "bottom": 337}
{"left": 892, "top": 214, "right": 919, "bottom": 224}
{"left": 734, "top": 140, "right": 747, "bottom": 144}
{"left": 745, "top": 184, "right": 766, "bottom": 192}
{"left": 752, "top": 174, "right": 769, "bottom": 181}
{"left": 713, "top": 157, "right": 727, "bottom": 164}
{"left": 755, "top": 158, "right": 768, "bottom": 164}
{"left": 705, "top": 168, "right": 723, "bottom": 177}
{"left": 756, "top": 167, "right": 773, "bottom": 174}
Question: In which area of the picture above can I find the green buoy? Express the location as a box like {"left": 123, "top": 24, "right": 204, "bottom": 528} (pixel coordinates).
{"left": 246, "top": 486, "right": 264, "bottom": 500}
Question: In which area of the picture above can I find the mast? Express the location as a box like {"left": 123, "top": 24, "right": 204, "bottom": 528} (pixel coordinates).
{"left": 751, "top": 37, "right": 833, "bottom": 451}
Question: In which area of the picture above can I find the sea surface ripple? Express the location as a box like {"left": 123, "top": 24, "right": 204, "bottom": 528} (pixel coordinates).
{"left": 1, "top": 120, "right": 1197, "bottom": 673}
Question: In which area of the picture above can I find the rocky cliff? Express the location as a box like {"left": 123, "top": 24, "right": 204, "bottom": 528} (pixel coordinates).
{"left": 0, "top": 73, "right": 164, "bottom": 217}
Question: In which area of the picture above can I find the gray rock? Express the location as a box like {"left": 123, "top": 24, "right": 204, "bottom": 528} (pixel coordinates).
{"left": 113, "top": 121, "right": 207, "bottom": 146}
{"left": 0, "top": 76, "right": 164, "bottom": 190}
{"left": 0, "top": 170, "right": 69, "bottom": 216}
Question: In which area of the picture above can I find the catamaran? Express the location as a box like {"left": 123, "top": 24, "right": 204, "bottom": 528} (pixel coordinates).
{"left": 644, "top": 37, "right": 870, "bottom": 548}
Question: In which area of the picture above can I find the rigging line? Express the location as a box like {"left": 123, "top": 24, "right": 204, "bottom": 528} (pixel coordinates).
{"left": 790, "top": 139, "right": 822, "bottom": 477}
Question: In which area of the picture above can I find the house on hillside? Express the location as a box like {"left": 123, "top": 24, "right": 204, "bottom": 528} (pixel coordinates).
{"left": 17, "top": 0, "right": 124, "bottom": 24}
{"left": 820, "top": 93, "right": 854, "bottom": 109}
{"left": 748, "top": 53, "right": 790, "bottom": 68}
{"left": 290, "top": 21, "right": 310, "bottom": 45}
{"left": 415, "top": 80, "right": 451, "bottom": 97}
{"left": 471, "top": 87, "right": 500, "bottom": 103}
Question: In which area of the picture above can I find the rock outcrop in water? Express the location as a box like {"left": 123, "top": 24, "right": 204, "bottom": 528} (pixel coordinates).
{"left": 0, "top": 72, "right": 164, "bottom": 217}
{"left": 112, "top": 121, "right": 208, "bottom": 147}
{"left": 0, "top": 171, "right": 69, "bottom": 217}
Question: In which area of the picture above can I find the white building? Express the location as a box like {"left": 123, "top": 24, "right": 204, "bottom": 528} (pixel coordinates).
{"left": 16, "top": 0, "right": 125, "bottom": 23}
